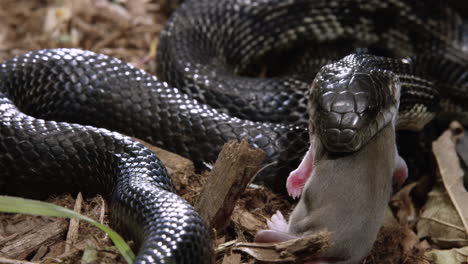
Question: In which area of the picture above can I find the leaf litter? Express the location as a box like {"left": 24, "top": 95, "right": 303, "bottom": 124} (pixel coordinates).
{"left": 0, "top": 1, "right": 468, "bottom": 263}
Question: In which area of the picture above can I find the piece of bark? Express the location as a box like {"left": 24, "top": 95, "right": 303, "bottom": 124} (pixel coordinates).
{"left": 0, "top": 257, "right": 37, "bottom": 264}
{"left": 231, "top": 205, "right": 266, "bottom": 236}
{"left": 65, "top": 192, "right": 83, "bottom": 253}
{"left": 231, "top": 231, "right": 330, "bottom": 263}
{"left": 0, "top": 233, "right": 21, "bottom": 248}
{"left": 0, "top": 219, "right": 68, "bottom": 259}
{"left": 221, "top": 252, "right": 241, "bottom": 264}
{"left": 43, "top": 238, "right": 97, "bottom": 264}
{"left": 195, "top": 139, "right": 265, "bottom": 231}
{"left": 30, "top": 244, "right": 49, "bottom": 261}
{"left": 42, "top": 241, "right": 66, "bottom": 260}
{"left": 98, "top": 195, "right": 106, "bottom": 224}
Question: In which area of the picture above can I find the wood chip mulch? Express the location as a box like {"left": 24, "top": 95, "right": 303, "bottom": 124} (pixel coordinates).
{"left": 0, "top": 1, "right": 465, "bottom": 264}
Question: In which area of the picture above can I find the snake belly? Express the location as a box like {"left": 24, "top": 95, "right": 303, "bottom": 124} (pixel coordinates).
{"left": 0, "top": 0, "right": 467, "bottom": 263}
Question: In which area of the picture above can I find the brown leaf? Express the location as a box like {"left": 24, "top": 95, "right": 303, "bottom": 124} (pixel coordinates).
{"left": 390, "top": 182, "right": 418, "bottom": 225}
{"left": 433, "top": 122, "right": 468, "bottom": 233}
{"left": 424, "top": 246, "right": 468, "bottom": 264}
{"left": 221, "top": 253, "right": 241, "bottom": 264}
{"left": 416, "top": 184, "right": 468, "bottom": 248}
{"left": 420, "top": 121, "right": 468, "bottom": 247}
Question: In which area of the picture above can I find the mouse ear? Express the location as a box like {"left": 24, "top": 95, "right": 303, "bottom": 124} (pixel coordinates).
{"left": 287, "top": 147, "right": 315, "bottom": 199}
{"left": 393, "top": 154, "right": 408, "bottom": 186}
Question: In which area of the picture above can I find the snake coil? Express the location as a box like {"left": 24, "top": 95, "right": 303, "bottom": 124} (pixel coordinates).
{"left": 0, "top": 0, "right": 467, "bottom": 263}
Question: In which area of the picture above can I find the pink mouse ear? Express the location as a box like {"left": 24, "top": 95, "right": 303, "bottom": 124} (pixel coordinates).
{"left": 393, "top": 154, "right": 408, "bottom": 186}
{"left": 286, "top": 147, "right": 315, "bottom": 199}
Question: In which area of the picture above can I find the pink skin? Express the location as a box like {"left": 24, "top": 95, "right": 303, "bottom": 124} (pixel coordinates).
{"left": 393, "top": 154, "right": 408, "bottom": 186}
{"left": 287, "top": 130, "right": 316, "bottom": 199}
{"left": 287, "top": 147, "right": 314, "bottom": 199}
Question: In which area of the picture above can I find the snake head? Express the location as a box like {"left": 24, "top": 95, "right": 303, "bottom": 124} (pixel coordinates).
{"left": 309, "top": 54, "right": 400, "bottom": 152}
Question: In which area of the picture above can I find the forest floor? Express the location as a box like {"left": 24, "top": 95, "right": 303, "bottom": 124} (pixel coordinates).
{"left": 0, "top": 1, "right": 467, "bottom": 264}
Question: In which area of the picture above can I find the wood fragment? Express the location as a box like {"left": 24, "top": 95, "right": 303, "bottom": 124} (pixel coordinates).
{"left": 0, "top": 257, "right": 37, "bottom": 264}
{"left": 42, "top": 241, "right": 66, "bottom": 261}
{"left": 92, "top": 0, "right": 132, "bottom": 25}
{"left": 221, "top": 252, "right": 241, "bottom": 264}
{"left": 51, "top": 238, "right": 97, "bottom": 261}
{"left": 98, "top": 195, "right": 106, "bottom": 224}
{"left": 195, "top": 139, "right": 265, "bottom": 231}
{"left": 223, "top": 232, "right": 331, "bottom": 263}
{"left": 231, "top": 205, "right": 266, "bottom": 236}
{"left": 0, "top": 219, "right": 68, "bottom": 259}
{"left": 433, "top": 121, "right": 468, "bottom": 234}
{"left": 126, "top": 0, "right": 150, "bottom": 18}
{"left": 92, "top": 30, "right": 123, "bottom": 50}
{"left": 30, "top": 244, "right": 49, "bottom": 261}
{"left": 0, "top": 233, "right": 21, "bottom": 247}
{"left": 65, "top": 192, "right": 83, "bottom": 253}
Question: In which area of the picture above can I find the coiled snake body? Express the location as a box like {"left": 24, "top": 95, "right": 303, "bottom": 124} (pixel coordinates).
{"left": 0, "top": 0, "right": 467, "bottom": 263}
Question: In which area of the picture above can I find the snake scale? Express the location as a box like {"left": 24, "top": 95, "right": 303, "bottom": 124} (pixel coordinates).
{"left": 0, "top": 0, "right": 467, "bottom": 263}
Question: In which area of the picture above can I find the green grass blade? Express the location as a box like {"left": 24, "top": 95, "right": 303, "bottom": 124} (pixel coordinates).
{"left": 0, "top": 195, "right": 135, "bottom": 264}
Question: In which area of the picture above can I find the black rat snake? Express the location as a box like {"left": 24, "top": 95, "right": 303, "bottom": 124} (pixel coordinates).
{"left": 0, "top": 0, "right": 467, "bottom": 263}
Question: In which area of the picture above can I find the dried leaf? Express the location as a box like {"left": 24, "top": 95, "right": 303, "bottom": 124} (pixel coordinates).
{"left": 416, "top": 184, "right": 468, "bottom": 248}
{"left": 43, "top": 6, "right": 72, "bottom": 35}
{"left": 420, "top": 121, "right": 468, "bottom": 248}
{"left": 81, "top": 243, "right": 98, "bottom": 264}
{"left": 424, "top": 246, "right": 468, "bottom": 264}
{"left": 433, "top": 122, "right": 468, "bottom": 233}
{"left": 455, "top": 125, "right": 468, "bottom": 194}
{"left": 390, "top": 182, "right": 418, "bottom": 225}
{"left": 93, "top": 0, "right": 131, "bottom": 26}
{"left": 222, "top": 253, "right": 241, "bottom": 264}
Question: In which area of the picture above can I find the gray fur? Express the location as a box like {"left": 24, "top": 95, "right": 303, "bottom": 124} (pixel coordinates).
{"left": 288, "top": 124, "right": 396, "bottom": 263}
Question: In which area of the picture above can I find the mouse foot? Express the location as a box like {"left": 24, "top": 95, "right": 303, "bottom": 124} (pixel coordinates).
{"left": 267, "top": 210, "right": 288, "bottom": 232}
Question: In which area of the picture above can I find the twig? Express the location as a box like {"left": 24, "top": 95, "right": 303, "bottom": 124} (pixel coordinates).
{"left": 65, "top": 192, "right": 83, "bottom": 253}
{"left": 195, "top": 139, "right": 265, "bottom": 231}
